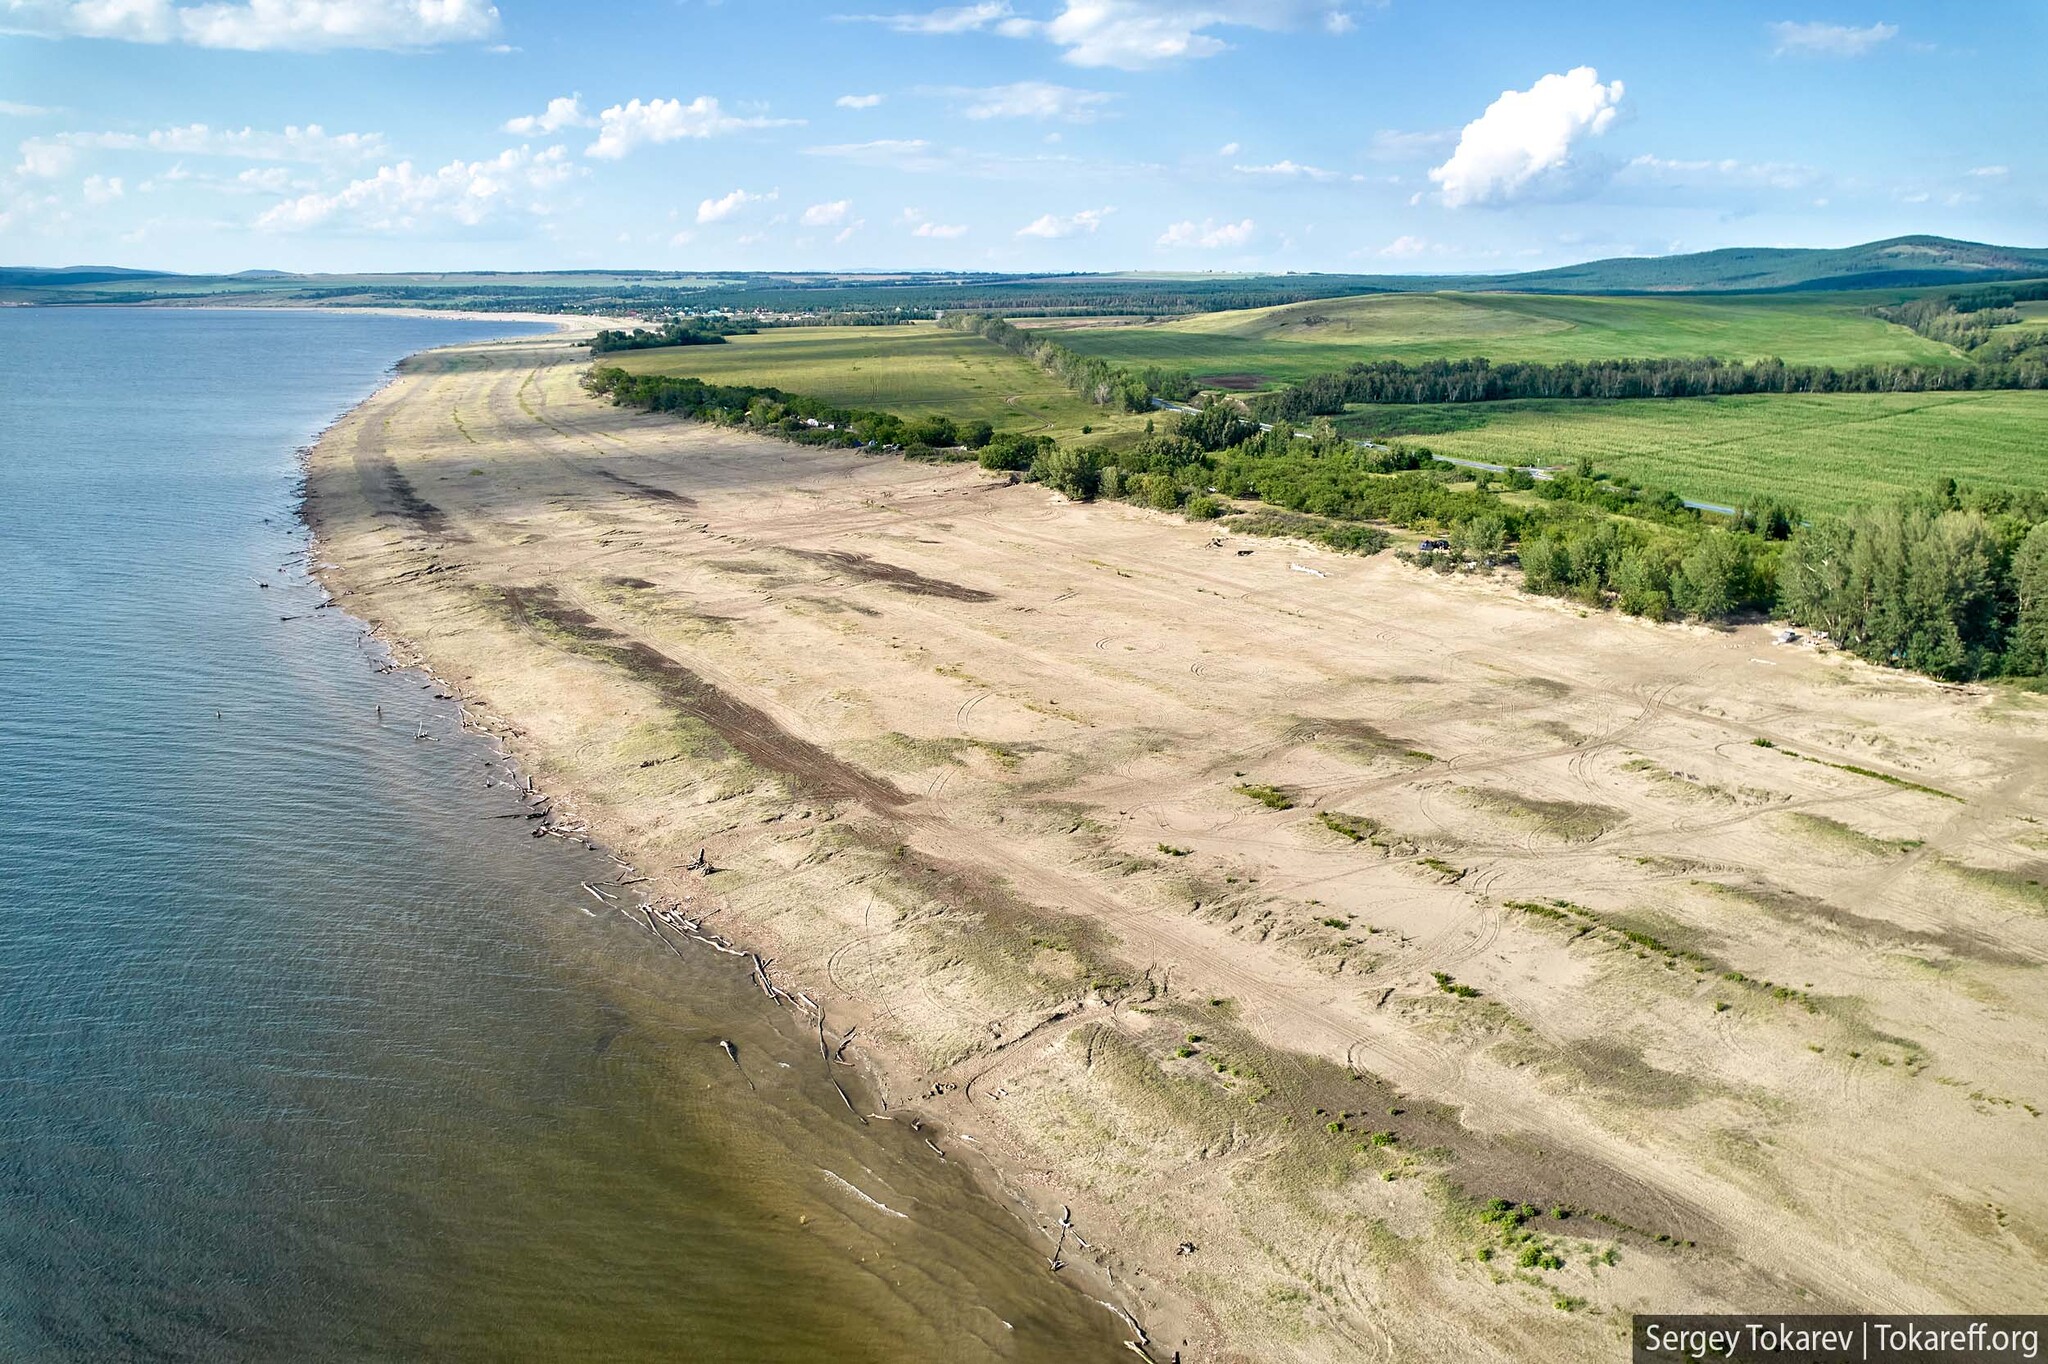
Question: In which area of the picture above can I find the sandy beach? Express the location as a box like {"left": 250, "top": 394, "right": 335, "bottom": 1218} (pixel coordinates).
{"left": 303, "top": 330, "right": 2048, "bottom": 1361}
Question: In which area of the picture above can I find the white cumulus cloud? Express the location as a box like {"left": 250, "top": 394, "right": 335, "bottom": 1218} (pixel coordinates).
{"left": 0, "top": 0, "right": 501, "bottom": 50}
{"left": 1378, "top": 234, "right": 1428, "bottom": 258}
{"left": 836, "top": 93, "right": 885, "bottom": 109}
{"left": 912, "top": 219, "right": 967, "bottom": 237}
{"left": 1429, "top": 66, "right": 1624, "bottom": 208}
{"left": 80, "top": 172, "right": 122, "bottom": 203}
{"left": 801, "top": 198, "right": 852, "bottom": 226}
{"left": 1016, "top": 205, "right": 1112, "bottom": 237}
{"left": 255, "top": 143, "right": 576, "bottom": 231}
{"left": 1157, "top": 216, "right": 1254, "bottom": 248}
{"left": 697, "top": 187, "right": 775, "bottom": 223}
{"left": 586, "top": 96, "right": 802, "bottom": 160}
{"left": 504, "top": 95, "right": 593, "bottom": 136}
{"left": 1768, "top": 20, "right": 1897, "bottom": 57}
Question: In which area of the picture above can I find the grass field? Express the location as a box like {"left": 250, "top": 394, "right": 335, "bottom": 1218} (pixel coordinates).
{"left": 604, "top": 323, "right": 1146, "bottom": 442}
{"left": 1333, "top": 390, "right": 2048, "bottom": 516}
{"left": 1038, "top": 291, "right": 1962, "bottom": 385}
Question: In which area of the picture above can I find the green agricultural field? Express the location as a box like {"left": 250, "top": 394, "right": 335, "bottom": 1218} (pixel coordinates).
{"left": 1039, "top": 291, "right": 1962, "bottom": 385}
{"left": 603, "top": 323, "right": 1144, "bottom": 442}
{"left": 1334, "top": 390, "right": 2048, "bottom": 516}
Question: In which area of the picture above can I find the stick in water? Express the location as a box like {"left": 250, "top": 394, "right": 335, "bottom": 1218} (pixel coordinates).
{"left": 719, "top": 1039, "right": 755, "bottom": 1091}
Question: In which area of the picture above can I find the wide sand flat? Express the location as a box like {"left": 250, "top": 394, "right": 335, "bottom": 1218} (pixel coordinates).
{"left": 309, "top": 335, "right": 2048, "bottom": 1361}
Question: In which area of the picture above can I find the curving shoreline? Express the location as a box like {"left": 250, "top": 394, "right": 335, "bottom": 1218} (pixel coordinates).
{"left": 301, "top": 320, "right": 2048, "bottom": 1363}
{"left": 301, "top": 322, "right": 1185, "bottom": 1359}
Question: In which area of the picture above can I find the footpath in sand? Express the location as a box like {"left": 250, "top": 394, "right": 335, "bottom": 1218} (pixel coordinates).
{"left": 307, "top": 333, "right": 2048, "bottom": 1362}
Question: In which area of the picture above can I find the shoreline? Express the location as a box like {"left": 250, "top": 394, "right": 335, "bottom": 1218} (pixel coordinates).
{"left": 296, "top": 324, "right": 2048, "bottom": 1362}
{"left": 298, "top": 325, "right": 1185, "bottom": 1358}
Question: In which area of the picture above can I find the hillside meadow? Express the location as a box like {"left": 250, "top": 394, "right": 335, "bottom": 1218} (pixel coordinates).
{"left": 1336, "top": 389, "right": 2048, "bottom": 516}
{"left": 1038, "top": 291, "right": 1964, "bottom": 384}
{"left": 605, "top": 323, "right": 1148, "bottom": 443}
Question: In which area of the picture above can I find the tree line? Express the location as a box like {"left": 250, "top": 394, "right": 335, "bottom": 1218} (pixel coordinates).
{"left": 1248, "top": 351, "right": 2048, "bottom": 423}
{"left": 938, "top": 312, "right": 1197, "bottom": 410}
{"left": 1874, "top": 280, "right": 2048, "bottom": 361}
{"left": 585, "top": 360, "right": 2048, "bottom": 683}
{"left": 589, "top": 318, "right": 751, "bottom": 353}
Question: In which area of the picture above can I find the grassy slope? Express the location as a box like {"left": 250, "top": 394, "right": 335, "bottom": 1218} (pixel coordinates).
{"left": 1043, "top": 292, "right": 1961, "bottom": 383}
{"left": 1335, "top": 391, "right": 2048, "bottom": 516}
{"left": 604, "top": 323, "right": 1144, "bottom": 442}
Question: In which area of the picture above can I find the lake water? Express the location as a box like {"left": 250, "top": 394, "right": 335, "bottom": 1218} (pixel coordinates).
{"left": 0, "top": 309, "right": 1125, "bottom": 1362}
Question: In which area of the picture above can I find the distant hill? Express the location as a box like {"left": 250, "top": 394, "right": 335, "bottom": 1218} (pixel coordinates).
{"left": 1472, "top": 236, "right": 2048, "bottom": 294}
{"left": 4, "top": 237, "right": 2044, "bottom": 313}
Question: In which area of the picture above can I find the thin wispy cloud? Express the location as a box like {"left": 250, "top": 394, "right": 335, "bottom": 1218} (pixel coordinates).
{"left": 835, "top": 93, "right": 885, "bottom": 109}
{"left": 0, "top": 0, "right": 502, "bottom": 50}
{"left": 843, "top": 0, "right": 1360, "bottom": 70}
{"left": 1368, "top": 128, "right": 1455, "bottom": 160}
{"left": 20, "top": 123, "right": 388, "bottom": 173}
{"left": 1769, "top": 20, "right": 1898, "bottom": 57}
{"left": 1234, "top": 159, "right": 1343, "bottom": 182}
{"left": 930, "top": 81, "right": 1114, "bottom": 122}
{"left": 836, "top": 1, "right": 1018, "bottom": 35}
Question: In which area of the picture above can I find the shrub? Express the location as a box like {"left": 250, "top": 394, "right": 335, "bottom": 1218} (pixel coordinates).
{"left": 978, "top": 433, "right": 1046, "bottom": 471}
{"left": 1032, "top": 446, "right": 1102, "bottom": 501}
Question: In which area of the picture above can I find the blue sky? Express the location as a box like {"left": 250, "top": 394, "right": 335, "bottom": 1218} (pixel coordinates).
{"left": 1, "top": 0, "right": 2040, "bottom": 274}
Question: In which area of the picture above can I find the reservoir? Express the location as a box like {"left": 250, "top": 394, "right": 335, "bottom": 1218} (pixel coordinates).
{"left": 0, "top": 308, "right": 1125, "bottom": 1362}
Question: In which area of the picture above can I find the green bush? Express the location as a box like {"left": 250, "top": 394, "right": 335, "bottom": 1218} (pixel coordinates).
{"left": 1032, "top": 446, "right": 1102, "bottom": 501}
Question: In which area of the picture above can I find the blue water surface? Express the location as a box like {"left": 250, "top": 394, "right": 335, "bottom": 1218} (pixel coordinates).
{"left": 0, "top": 309, "right": 1123, "bottom": 1364}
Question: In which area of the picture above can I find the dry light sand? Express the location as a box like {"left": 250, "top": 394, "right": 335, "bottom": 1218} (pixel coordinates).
{"left": 306, "top": 333, "right": 2048, "bottom": 1361}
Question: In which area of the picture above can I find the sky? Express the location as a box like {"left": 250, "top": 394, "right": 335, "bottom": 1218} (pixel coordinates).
{"left": 0, "top": 0, "right": 2041, "bottom": 275}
